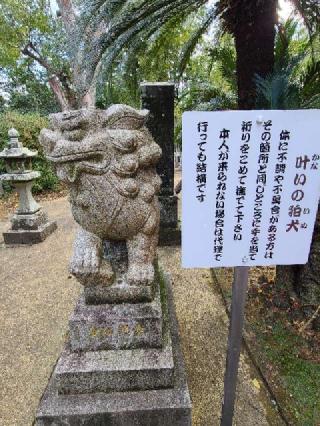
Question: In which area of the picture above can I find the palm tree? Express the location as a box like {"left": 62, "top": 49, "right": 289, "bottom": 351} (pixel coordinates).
{"left": 57, "top": 0, "right": 320, "bottom": 320}
{"left": 215, "top": 0, "right": 278, "bottom": 108}
{"left": 255, "top": 19, "right": 320, "bottom": 323}
{"left": 256, "top": 18, "right": 320, "bottom": 109}
{"left": 59, "top": 0, "right": 319, "bottom": 109}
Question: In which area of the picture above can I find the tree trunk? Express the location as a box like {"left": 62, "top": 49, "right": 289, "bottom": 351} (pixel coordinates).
{"left": 222, "top": 1, "right": 320, "bottom": 327}
{"left": 80, "top": 81, "right": 97, "bottom": 108}
{"left": 81, "top": 91, "right": 96, "bottom": 108}
{"left": 57, "top": 0, "right": 76, "bottom": 38}
{"left": 233, "top": 0, "right": 277, "bottom": 109}
{"left": 48, "top": 76, "right": 71, "bottom": 111}
{"left": 56, "top": 0, "right": 98, "bottom": 110}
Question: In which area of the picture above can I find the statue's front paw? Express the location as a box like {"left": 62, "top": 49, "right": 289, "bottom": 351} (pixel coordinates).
{"left": 127, "top": 263, "right": 154, "bottom": 286}
{"left": 70, "top": 228, "right": 102, "bottom": 277}
{"left": 70, "top": 246, "right": 100, "bottom": 276}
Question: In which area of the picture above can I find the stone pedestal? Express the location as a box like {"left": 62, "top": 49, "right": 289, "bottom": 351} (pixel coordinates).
{"left": 69, "top": 281, "right": 163, "bottom": 352}
{"left": 3, "top": 220, "right": 57, "bottom": 245}
{"left": 36, "top": 105, "right": 191, "bottom": 425}
{"left": 140, "top": 83, "right": 181, "bottom": 246}
{"left": 3, "top": 204, "right": 57, "bottom": 245}
{"left": 36, "top": 273, "right": 191, "bottom": 426}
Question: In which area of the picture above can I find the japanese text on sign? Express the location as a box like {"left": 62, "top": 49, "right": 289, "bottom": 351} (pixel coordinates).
{"left": 182, "top": 110, "right": 320, "bottom": 268}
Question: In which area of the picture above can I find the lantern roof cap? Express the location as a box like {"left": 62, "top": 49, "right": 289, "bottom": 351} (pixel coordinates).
{"left": 0, "top": 128, "right": 38, "bottom": 159}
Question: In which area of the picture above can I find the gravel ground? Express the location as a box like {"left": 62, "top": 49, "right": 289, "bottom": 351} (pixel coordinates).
{"left": 158, "top": 248, "right": 273, "bottom": 426}
{"left": 0, "top": 196, "right": 281, "bottom": 425}
{"left": 0, "top": 198, "right": 81, "bottom": 426}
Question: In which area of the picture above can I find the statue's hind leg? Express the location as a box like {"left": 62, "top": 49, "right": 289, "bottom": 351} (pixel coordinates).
{"left": 126, "top": 206, "right": 160, "bottom": 286}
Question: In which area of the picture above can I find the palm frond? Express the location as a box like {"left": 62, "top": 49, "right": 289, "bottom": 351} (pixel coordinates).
{"left": 78, "top": 0, "right": 128, "bottom": 46}
{"left": 176, "top": 7, "right": 215, "bottom": 80}
{"left": 302, "top": 93, "right": 320, "bottom": 108}
{"left": 74, "top": 0, "right": 207, "bottom": 96}
{"left": 207, "top": 35, "right": 237, "bottom": 89}
{"left": 80, "top": 0, "right": 127, "bottom": 23}
{"left": 299, "top": 59, "right": 320, "bottom": 103}
{"left": 93, "top": 2, "right": 197, "bottom": 82}
{"left": 255, "top": 71, "right": 300, "bottom": 109}
{"left": 275, "top": 19, "right": 299, "bottom": 69}
{"left": 289, "top": 0, "right": 320, "bottom": 35}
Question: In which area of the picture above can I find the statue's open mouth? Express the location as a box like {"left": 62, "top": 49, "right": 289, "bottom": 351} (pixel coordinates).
{"left": 47, "top": 150, "right": 111, "bottom": 183}
{"left": 47, "top": 150, "right": 106, "bottom": 164}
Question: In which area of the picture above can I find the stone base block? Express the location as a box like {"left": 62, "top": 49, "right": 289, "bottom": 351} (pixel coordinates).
{"left": 36, "top": 274, "right": 192, "bottom": 426}
{"left": 3, "top": 221, "right": 57, "bottom": 245}
{"left": 10, "top": 209, "right": 47, "bottom": 230}
{"left": 69, "top": 279, "right": 162, "bottom": 352}
{"left": 84, "top": 280, "right": 153, "bottom": 305}
{"left": 55, "top": 333, "right": 173, "bottom": 394}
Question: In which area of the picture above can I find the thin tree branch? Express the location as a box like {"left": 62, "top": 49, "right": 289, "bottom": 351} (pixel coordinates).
{"left": 22, "top": 42, "right": 72, "bottom": 110}
{"left": 22, "top": 43, "right": 56, "bottom": 76}
{"left": 48, "top": 76, "right": 71, "bottom": 110}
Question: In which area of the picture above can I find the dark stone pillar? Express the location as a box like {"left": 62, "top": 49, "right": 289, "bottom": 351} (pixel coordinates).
{"left": 140, "top": 82, "right": 180, "bottom": 246}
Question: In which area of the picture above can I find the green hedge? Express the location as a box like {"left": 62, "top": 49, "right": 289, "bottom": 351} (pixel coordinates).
{"left": 0, "top": 111, "right": 59, "bottom": 193}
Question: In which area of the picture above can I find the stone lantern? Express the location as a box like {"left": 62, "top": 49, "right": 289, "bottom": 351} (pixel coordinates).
{"left": 0, "top": 128, "right": 57, "bottom": 245}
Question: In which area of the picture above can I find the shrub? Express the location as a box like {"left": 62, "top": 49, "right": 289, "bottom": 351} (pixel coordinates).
{"left": 0, "top": 111, "right": 60, "bottom": 193}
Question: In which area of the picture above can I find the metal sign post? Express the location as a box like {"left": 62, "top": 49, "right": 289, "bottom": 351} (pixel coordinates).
{"left": 220, "top": 266, "right": 249, "bottom": 426}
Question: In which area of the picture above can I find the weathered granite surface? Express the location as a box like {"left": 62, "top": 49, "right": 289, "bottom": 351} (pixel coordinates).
{"left": 10, "top": 209, "right": 48, "bottom": 230}
{"left": 85, "top": 240, "right": 154, "bottom": 304}
{"left": 55, "top": 339, "right": 174, "bottom": 394}
{"left": 37, "top": 105, "right": 191, "bottom": 425}
{"left": 56, "top": 279, "right": 173, "bottom": 394}
{"left": 84, "top": 281, "right": 154, "bottom": 304}
{"left": 40, "top": 105, "right": 162, "bottom": 292}
{"left": 3, "top": 221, "right": 57, "bottom": 245}
{"left": 36, "top": 274, "right": 191, "bottom": 426}
{"left": 69, "top": 280, "right": 163, "bottom": 351}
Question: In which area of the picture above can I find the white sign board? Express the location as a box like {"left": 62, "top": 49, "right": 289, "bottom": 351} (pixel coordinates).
{"left": 182, "top": 110, "right": 320, "bottom": 268}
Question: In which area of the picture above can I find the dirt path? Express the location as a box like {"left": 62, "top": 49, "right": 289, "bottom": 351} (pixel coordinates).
{"left": 158, "top": 248, "right": 279, "bottom": 426}
{"left": 0, "top": 198, "right": 81, "bottom": 426}
{"left": 0, "top": 197, "right": 282, "bottom": 425}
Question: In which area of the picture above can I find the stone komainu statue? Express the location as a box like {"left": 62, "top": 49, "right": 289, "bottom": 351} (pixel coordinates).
{"left": 39, "top": 105, "right": 162, "bottom": 287}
